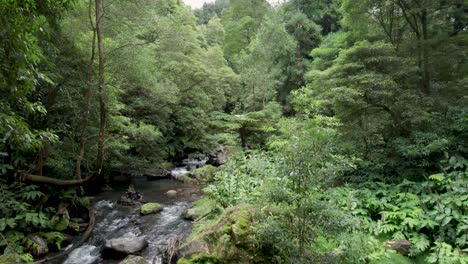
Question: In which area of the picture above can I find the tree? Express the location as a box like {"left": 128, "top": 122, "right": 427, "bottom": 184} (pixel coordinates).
{"left": 212, "top": 102, "right": 282, "bottom": 149}
{"left": 203, "top": 16, "right": 225, "bottom": 47}
{"left": 193, "top": 0, "right": 229, "bottom": 25}
{"left": 15, "top": 0, "right": 108, "bottom": 186}
{"left": 341, "top": 0, "right": 468, "bottom": 95}
{"left": 221, "top": 0, "right": 270, "bottom": 63}
{"left": 236, "top": 12, "right": 297, "bottom": 112}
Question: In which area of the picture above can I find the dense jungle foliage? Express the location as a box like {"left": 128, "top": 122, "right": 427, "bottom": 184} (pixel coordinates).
{"left": 0, "top": 0, "right": 467, "bottom": 263}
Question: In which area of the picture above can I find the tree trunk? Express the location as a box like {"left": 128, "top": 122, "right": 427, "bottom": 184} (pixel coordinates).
{"left": 94, "top": 0, "right": 107, "bottom": 177}
{"left": 239, "top": 127, "right": 247, "bottom": 149}
{"left": 76, "top": 0, "right": 97, "bottom": 180}
{"left": 421, "top": 10, "right": 431, "bottom": 95}
{"left": 18, "top": 0, "right": 106, "bottom": 187}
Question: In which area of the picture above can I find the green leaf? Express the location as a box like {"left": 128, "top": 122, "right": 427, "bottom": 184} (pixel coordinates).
{"left": 429, "top": 173, "right": 445, "bottom": 182}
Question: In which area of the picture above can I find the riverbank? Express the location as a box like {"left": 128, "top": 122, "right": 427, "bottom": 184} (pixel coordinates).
{"left": 49, "top": 178, "right": 202, "bottom": 264}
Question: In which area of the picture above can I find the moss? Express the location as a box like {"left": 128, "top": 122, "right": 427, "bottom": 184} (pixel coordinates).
{"left": 177, "top": 253, "right": 223, "bottom": 264}
{"left": 51, "top": 215, "right": 69, "bottom": 231}
{"left": 190, "top": 165, "right": 218, "bottom": 183}
{"left": 140, "top": 203, "right": 162, "bottom": 215}
{"left": 179, "top": 203, "right": 266, "bottom": 264}
{"left": 179, "top": 175, "right": 198, "bottom": 184}
{"left": 0, "top": 254, "right": 25, "bottom": 264}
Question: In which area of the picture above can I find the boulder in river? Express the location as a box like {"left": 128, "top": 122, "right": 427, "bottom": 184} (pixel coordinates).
{"left": 117, "top": 185, "right": 144, "bottom": 206}
{"left": 189, "top": 165, "right": 218, "bottom": 183}
{"left": 166, "top": 190, "right": 177, "bottom": 197}
{"left": 102, "top": 237, "right": 148, "bottom": 259}
{"left": 140, "top": 202, "right": 163, "bottom": 215}
{"left": 119, "top": 255, "right": 149, "bottom": 264}
{"left": 182, "top": 208, "right": 199, "bottom": 221}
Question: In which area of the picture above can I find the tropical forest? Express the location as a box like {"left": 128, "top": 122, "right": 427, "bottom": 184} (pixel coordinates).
{"left": 0, "top": 0, "right": 467, "bottom": 263}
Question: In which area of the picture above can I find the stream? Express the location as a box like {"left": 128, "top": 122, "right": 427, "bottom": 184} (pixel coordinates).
{"left": 60, "top": 178, "right": 202, "bottom": 264}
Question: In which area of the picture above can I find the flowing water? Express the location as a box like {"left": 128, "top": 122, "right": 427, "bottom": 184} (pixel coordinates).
{"left": 60, "top": 178, "right": 201, "bottom": 264}
{"left": 170, "top": 158, "right": 208, "bottom": 179}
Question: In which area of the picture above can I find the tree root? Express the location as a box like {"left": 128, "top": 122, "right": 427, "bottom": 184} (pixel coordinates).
{"left": 34, "top": 206, "right": 96, "bottom": 263}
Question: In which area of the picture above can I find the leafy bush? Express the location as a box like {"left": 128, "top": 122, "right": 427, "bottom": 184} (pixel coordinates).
{"left": 204, "top": 151, "right": 277, "bottom": 208}
{"left": 330, "top": 155, "right": 468, "bottom": 262}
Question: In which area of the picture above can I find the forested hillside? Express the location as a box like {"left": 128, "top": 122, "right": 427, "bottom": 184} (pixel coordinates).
{"left": 0, "top": 0, "right": 467, "bottom": 263}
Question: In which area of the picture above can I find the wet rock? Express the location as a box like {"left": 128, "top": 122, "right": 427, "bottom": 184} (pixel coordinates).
{"left": 208, "top": 145, "right": 229, "bottom": 166}
{"left": 118, "top": 186, "right": 144, "bottom": 206}
{"left": 182, "top": 208, "right": 199, "bottom": 221}
{"left": 178, "top": 240, "right": 211, "bottom": 259}
{"left": 166, "top": 190, "right": 177, "bottom": 197}
{"left": 146, "top": 169, "right": 171, "bottom": 181}
{"left": 102, "top": 237, "right": 148, "bottom": 259}
{"left": 117, "top": 196, "right": 141, "bottom": 206}
{"left": 26, "top": 234, "right": 48, "bottom": 257}
{"left": 385, "top": 240, "right": 412, "bottom": 255}
{"left": 119, "top": 255, "right": 149, "bottom": 264}
{"left": 140, "top": 202, "right": 162, "bottom": 215}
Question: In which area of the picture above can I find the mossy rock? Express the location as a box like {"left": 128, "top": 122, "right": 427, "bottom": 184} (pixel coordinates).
{"left": 25, "top": 234, "right": 48, "bottom": 257}
{"left": 190, "top": 165, "right": 218, "bottom": 183}
{"left": 178, "top": 204, "right": 265, "bottom": 264}
{"left": 177, "top": 253, "right": 223, "bottom": 264}
{"left": 140, "top": 203, "right": 163, "bottom": 215}
{"left": 178, "top": 175, "right": 198, "bottom": 184}
{"left": 51, "top": 214, "right": 69, "bottom": 231}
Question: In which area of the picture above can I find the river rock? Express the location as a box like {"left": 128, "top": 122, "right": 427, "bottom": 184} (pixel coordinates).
{"left": 182, "top": 208, "right": 199, "bottom": 221}
{"left": 166, "top": 190, "right": 177, "bottom": 197}
{"left": 208, "top": 145, "right": 229, "bottom": 166}
{"left": 140, "top": 202, "right": 162, "bottom": 215}
{"left": 26, "top": 234, "right": 48, "bottom": 257}
{"left": 118, "top": 187, "right": 144, "bottom": 206}
{"left": 102, "top": 237, "right": 148, "bottom": 259}
{"left": 177, "top": 240, "right": 211, "bottom": 259}
{"left": 119, "top": 255, "right": 149, "bottom": 264}
{"left": 190, "top": 165, "right": 217, "bottom": 183}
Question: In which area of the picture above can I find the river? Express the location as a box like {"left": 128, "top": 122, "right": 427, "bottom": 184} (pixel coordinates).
{"left": 59, "top": 178, "right": 201, "bottom": 264}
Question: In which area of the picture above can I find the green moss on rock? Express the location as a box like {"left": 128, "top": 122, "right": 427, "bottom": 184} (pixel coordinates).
{"left": 178, "top": 175, "right": 198, "bottom": 184}
{"left": 177, "top": 253, "right": 223, "bottom": 264}
{"left": 51, "top": 215, "right": 69, "bottom": 231}
{"left": 178, "top": 204, "right": 266, "bottom": 264}
{"left": 190, "top": 165, "right": 218, "bottom": 183}
{"left": 140, "top": 203, "right": 162, "bottom": 215}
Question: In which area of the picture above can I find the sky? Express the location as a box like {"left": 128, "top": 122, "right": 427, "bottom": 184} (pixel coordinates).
{"left": 183, "top": 0, "right": 215, "bottom": 9}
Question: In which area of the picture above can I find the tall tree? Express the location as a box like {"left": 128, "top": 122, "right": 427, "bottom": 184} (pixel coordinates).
{"left": 221, "top": 0, "right": 270, "bottom": 63}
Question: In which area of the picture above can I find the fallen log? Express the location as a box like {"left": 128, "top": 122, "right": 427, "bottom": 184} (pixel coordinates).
{"left": 16, "top": 171, "right": 98, "bottom": 186}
